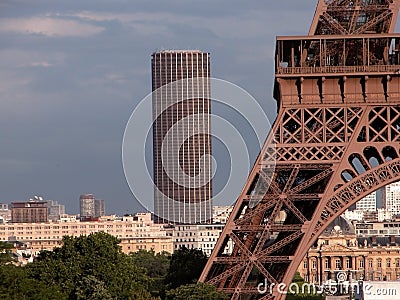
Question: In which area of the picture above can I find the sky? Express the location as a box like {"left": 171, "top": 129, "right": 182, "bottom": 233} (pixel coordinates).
{"left": 0, "top": 0, "right": 318, "bottom": 215}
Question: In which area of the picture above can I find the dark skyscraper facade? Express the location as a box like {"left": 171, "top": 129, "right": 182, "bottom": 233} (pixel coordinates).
{"left": 152, "top": 50, "right": 212, "bottom": 224}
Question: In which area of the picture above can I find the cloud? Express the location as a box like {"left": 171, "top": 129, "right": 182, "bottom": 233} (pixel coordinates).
{"left": 66, "top": 9, "right": 310, "bottom": 40}
{"left": 66, "top": 11, "right": 178, "bottom": 35}
{"left": 0, "top": 17, "right": 104, "bottom": 37}
{"left": 0, "top": 48, "right": 65, "bottom": 71}
{"left": 25, "top": 61, "right": 52, "bottom": 68}
{"left": 105, "top": 73, "right": 128, "bottom": 82}
{"left": 67, "top": 11, "right": 140, "bottom": 23}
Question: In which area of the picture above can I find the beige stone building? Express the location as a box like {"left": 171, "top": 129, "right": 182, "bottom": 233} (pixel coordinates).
{"left": 298, "top": 217, "right": 400, "bottom": 284}
{"left": 0, "top": 212, "right": 173, "bottom": 254}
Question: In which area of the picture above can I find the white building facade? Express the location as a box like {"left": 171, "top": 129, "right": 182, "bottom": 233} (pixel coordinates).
{"left": 356, "top": 191, "right": 377, "bottom": 211}
{"left": 165, "top": 223, "right": 232, "bottom": 256}
{"left": 385, "top": 182, "right": 400, "bottom": 215}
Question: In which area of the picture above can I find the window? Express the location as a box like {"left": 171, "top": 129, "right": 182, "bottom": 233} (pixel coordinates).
{"left": 396, "top": 258, "right": 400, "bottom": 267}
{"left": 312, "top": 260, "right": 317, "bottom": 269}
{"left": 325, "top": 259, "right": 329, "bottom": 269}
{"left": 369, "top": 259, "right": 373, "bottom": 268}
{"left": 359, "top": 259, "right": 364, "bottom": 269}
{"left": 335, "top": 259, "right": 341, "bottom": 269}
{"left": 346, "top": 258, "right": 351, "bottom": 269}
{"left": 378, "top": 259, "right": 382, "bottom": 268}
{"left": 387, "top": 259, "right": 391, "bottom": 268}
{"left": 303, "top": 260, "right": 308, "bottom": 269}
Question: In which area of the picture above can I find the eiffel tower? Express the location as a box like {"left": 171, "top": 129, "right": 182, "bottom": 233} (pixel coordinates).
{"left": 200, "top": 1, "right": 400, "bottom": 299}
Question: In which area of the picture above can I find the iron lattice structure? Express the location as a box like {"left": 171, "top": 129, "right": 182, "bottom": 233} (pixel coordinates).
{"left": 200, "top": 1, "right": 400, "bottom": 299}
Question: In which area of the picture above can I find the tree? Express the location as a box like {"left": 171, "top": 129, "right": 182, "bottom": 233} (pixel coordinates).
{"left": 285, "top": 272, "right": 324, "bottom": 300}
{"left": 0, "top": 241, "right": 14, "bottom": 265}
{"left": 74, "top": 275, "right": 113, "bottom": 300}
{"left": 164, "top": 246, "right": 208, "bottom": 289}
{"left": 165, "top": 283, "right": 229, "bottom": 300}
{"left": 27, "top": 232, "right": 152, "bottom": 299}
{"left": 0, "top": 264, "right": 66, "bottom": 299}
{"left": 293, "top": 271, "right": 305, "bottom": 283}
{"left": 131, "top": 249, "right": 170, "bottom": 278}
{"left": 131, "top": 249, "right": 170, "bottom": 297}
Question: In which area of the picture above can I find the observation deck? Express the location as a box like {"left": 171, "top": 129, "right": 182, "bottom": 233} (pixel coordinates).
{"left": 274, "top": 34, "right": 400, "bottom": 105}
{"left": 275, "top": 34, "right": 400, "bottom": 77}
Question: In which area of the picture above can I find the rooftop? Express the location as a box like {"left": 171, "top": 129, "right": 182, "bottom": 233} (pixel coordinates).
{"left": 152, "top": 49, "right": 206, "bottom": 55}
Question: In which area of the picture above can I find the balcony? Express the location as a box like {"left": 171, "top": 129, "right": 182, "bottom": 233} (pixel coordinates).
{"left": 275, "top": 34, "right": 400, "bottom": 77}
{"left": 277, "top": 64, "right": 400, "bottom": 76}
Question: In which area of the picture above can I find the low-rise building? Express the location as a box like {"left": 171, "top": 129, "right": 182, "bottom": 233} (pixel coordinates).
{"left": 355, "top": 220, "right": 400, "bottom": 236}
{"left": 0, "top": 212, "right": 173, "bottom": 254}
{"left": 213, "top": 206, "right": 233, "bottom": 224}
{"left": 165, "top": 223, "right": 232, "bottom": 256}
{"left": 0, "top": 204, "right": 11, "bottom": 223}
{"left": 344, "top": 208, "right": 394, "bottom": 223}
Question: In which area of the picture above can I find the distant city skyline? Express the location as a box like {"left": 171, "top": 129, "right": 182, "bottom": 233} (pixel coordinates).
{"left": 7, "top": 0, "right": 398, "bottom": 214}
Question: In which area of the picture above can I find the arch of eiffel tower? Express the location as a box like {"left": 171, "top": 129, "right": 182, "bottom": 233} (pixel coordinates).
{"left": 200, "top": 1, "right": 400, "bottom": 299}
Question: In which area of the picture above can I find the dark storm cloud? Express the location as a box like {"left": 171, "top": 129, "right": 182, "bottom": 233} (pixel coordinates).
{"left": 0, "top": 0, "right": 318, "bottom": 214}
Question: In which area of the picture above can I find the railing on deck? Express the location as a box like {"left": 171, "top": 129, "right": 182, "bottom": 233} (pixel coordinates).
{"left": 277, "top": 64, "right": 400, "bottom": 75}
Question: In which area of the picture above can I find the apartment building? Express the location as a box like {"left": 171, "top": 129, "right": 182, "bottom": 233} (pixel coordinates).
{"left": 165, "top": 223, "right": 233, "bottom": 256}
{"left": 213, "top": 206, "right": 233, "bottom": 224}
{"left": 0, "top": 212, "right": 173, "bottom": 254}
{"left": 355, "top": 220, "right": 400, "bottom": 236}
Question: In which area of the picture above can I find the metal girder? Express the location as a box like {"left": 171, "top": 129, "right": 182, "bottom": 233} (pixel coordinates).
{"left": 327, "top": 5, "right": 389, "bottom": 12}
{"left": 354, "top": 9, "right": 392, "bottom": 34}
{"left": 257, "top": 231, "right": 304, "bottom": 260}
{"left": 223, "top": 287, "right": 261, "bottom": 294}
{"left": 310, "top": 0, "right": 400, "bottom": 35}
{"left": 234, "top": 224, "right": 302, "bottom": 232}
{"left": 254, "top": 260, "right": 279, "bottom": 285}
{"left": 235, "top": 200, "right": 277, "bottom": 226}
{"left": 207, "top": 262, "right": 247, "bottom": 285}
{"left": 282, "top": 198, "right": 308, "bottom": 223}
{"left": 289, "top": 168, "right": 333, "bottom": 194}
{"left": 321, "top": 12, "right": 349, "bottom": 34}
{"left": 229, "top": 232, "right": 253, "bottom": 257}
{"left": 258, "top": 256, "right": 292, "bottom": 263}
